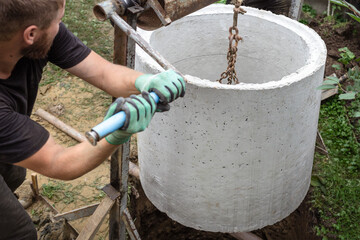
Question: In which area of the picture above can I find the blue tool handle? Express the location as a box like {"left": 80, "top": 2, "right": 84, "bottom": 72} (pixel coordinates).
{"left": 91, "top": 92, "right": 159, "bottom": 139}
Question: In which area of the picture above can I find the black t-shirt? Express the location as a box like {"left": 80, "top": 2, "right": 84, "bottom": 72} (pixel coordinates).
{"left": 0, "top": 22, "right": 91, "bottom": 164}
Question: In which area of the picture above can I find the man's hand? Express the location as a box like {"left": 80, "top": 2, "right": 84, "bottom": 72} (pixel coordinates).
{"left": 135, "top": 69, "right": 186, "bottom": 112}
{"left": 104, "top": 92, "right": 156, "bottom": 145}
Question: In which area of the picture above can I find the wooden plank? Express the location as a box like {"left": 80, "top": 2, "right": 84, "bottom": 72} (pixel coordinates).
{"left": 54, "top": 203, "right": 99, "bottom": 222}
{"left": 321, "top": 87, "right": 338, "bottom": 101}
{"left": 122, "top": 208, "right": 141, "bottom": 240}
{"left": 37, "top": 195, "right": 79, "bottom": 237}
{"left": 77, "top": 196, "right": 115, "bottom": 240}
{"left": 230, "top": 232, "right": 263, "bottom": 240}
{"left": 321, "top": 70, "right": 352, "bottom": 102}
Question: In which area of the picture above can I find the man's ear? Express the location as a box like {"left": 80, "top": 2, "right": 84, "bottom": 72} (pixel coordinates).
{"left": 23, "top": 25, "right": 39, "bottom": 45}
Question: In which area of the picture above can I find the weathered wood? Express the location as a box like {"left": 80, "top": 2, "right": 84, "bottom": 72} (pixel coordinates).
{"left": 54, "top": 203, "right": 99, "bottom": 222}
{"left": 37, "top": 195, "right": 80, "bottom": 237}
{"left": 230, "top": 232, "right": 263, "bottom": 240}
{"left": 316, "top": 130, "right": 329, "bottom": 155}
{"left": 321, "top": 87, "right": 339, "bottom": 101}
{"left": 31, "top": 173, "right": 39, "bottom": 196}
{"left": 77, "top": 196, "right": 115, "bottom": 240}
{"left": 122, "top": 208, "right": 142, "bottom": 240}
{"left": 321, "top": 71, "right": 352, "bottom": 101}
{"left": 289, "top": 0, "right": 304, "bottom": 20}
{"left": 35, "top": 108, "right": 87, "bottom": 143}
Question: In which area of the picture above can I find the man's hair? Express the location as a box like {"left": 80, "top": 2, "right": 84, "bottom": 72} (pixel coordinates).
{"left": 0, "top": 0, "right": 64, "bottom": 41}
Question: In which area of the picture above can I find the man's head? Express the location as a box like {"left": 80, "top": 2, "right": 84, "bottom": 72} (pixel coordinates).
{"left": 0, "top": 0, "right": 65, "bottom": 59}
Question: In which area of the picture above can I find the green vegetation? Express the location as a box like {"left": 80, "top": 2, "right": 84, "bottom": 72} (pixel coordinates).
{"left": 41, "top": 179, "right": 106, "bottom": 206}
{"left": 42, "top": 180, "right": 81, "bottom": 204}
{"left": 331, "top": 0, "right": 360, "bottom": 24}
{"left": 42, "top": 0, "right": 113, "bottom": 87}
{"left": 313, "top": 97, "right": 360, "bottom": 239}
{"left": 300, "top": 3, "right": 360, "bottom": 238}
{"left": 303, "top": 4, "right": 318, "bottom": 18}
{"left": 318, "top": 48, "right": 360, "bottom": 103}
{"left": 315, "top": 46, "right": 360, "bottom": 240}
{"left": 299, "top": 4, "right": 317, "bottom": 25}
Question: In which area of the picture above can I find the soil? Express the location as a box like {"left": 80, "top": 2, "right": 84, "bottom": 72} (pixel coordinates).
{"left": 308, "top": 16, "right": 360, "bottom": 78}
{"left": 14, "top": 7, "right": 359, "bottom": 240}
{"left": 129, "top": 177, "right": 321, "bottom": 240}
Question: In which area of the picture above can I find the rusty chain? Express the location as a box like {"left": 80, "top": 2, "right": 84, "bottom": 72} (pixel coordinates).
{"left": 218, "top": 0, "right": 246, "bottom": 85}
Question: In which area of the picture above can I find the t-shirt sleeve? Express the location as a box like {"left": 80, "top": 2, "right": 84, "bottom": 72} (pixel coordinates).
{"left": 47, "top": 22, "right": 91, "bottom": 69}
{"left": 0, "top": 102, "right": 49, "bottom": 164}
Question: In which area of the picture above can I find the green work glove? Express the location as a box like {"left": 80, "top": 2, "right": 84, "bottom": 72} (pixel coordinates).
{"left": 135, "top": 69, "right": 186, "bottom": 112}
{"left": 104, "top": 92, "right": 156, "bottom": 145}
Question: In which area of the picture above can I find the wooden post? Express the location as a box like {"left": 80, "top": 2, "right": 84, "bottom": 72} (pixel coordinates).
{"left": 31, "top": 173, "right": 39, "bottom": 196}
{"left": 289, "top": 0, "right": 304, "bottom": 20}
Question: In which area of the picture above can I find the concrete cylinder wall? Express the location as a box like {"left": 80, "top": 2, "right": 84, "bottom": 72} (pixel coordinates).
{"left": 135, "top": 5, "right": 326, "bottom": 232}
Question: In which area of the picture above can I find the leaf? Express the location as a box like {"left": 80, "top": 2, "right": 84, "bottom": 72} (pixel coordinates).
{"left": 347, "top": 13, "right": 360, "bottom": 23}
{"left": 332, "top": 64, "right": 341, "bottom": 70}
{"left": 339, "top": 92, "right": 356, "bottom": 100}
{"left": 354, "top": 112, "right": 360, "bottom": 118}
{"left": 344, "top": 51, "right": 355, "bottom": 60}
{"left": 339, "top": 47, "right": 349, "bottom": 52}
{"left": 311, "top": 176, "right": 323, "bottom": 187}
{"left": 323, "top": 80, "right": 339, "bottom": 85}
{"left": 317, "top": 84, "right": 337, "bottom": 90}
{"left": 331, "top": 0, "right": 348, "bottom": 8}
{"left": 345, "top": 1, "right": 360, "bottom": 16}
{"left": 325, "top": 76, "right": 340, "bottom": 83}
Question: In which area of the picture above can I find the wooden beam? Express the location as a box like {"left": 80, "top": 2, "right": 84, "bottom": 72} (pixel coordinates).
{"left": 321, "top": 87, "right": 338, "bottom": 101}
{"left": 289, "top": 0, "right": 304, "bottom": 20}
{"left": 54, "top": 203, "right": 99, "bottom": 222}
{"left": 77, "top": 196, "right": 115, "bottom": 240}
{"left": 122, "top": 208, "right": 142, "bottom": 240}
{"left": 35, "top": 108, "right": 87, "bottom": 143}
{"left": 230, "top": 232, "right": 263, "bottom": 240}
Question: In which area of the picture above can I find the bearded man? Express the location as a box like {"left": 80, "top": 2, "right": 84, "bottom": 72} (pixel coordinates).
{"left": 0, "top": 1, "right": 185, "bottom": 239}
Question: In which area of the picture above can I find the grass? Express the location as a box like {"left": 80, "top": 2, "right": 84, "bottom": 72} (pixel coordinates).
{"left": 42, "top": 0, "right": 114, "bottom": 87}
{"left": 41, "top": 178, "right": 106, "bottom": 206}
{"left": 63, "top": 0, "right": 113, "bottom": 60}
{"left": 36, "top": 0, "right": 114, "bottom": 133}
{"left": 312, "top": 97, "right": 360, "bottom": 239}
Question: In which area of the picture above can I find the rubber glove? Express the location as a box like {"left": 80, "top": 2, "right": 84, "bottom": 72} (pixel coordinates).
{"left": 104, "top": 92, "right": 156, "bottom": 145}
{"left": 135, "top": 69, "right": 186, "bottom": 112}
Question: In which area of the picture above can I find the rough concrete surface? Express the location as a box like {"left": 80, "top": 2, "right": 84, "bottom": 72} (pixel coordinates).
{"left": 135, "top": 5, "right": 327, "bottom": 233}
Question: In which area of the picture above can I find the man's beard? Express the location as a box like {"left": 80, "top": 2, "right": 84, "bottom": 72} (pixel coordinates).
{"left": 20, "top": 32, "right": 53, "bottom": 59}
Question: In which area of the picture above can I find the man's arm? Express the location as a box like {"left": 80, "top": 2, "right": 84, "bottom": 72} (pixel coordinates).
{"left": 15, "top": 136, "right": 117, "bottom": 180}
{"left": 15, "top": 92, "right": 157, "bottom": 181}
{"left": 66, "top": 50, "right": 142, "bottom": 98}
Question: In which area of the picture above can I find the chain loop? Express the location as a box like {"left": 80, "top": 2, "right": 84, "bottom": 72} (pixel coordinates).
{"left": 218, "top": 0, "right": 246, "bottom": 85}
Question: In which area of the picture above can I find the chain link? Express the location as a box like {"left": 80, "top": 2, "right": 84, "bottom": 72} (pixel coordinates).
{"left": 218, "top": 0, "right": 246, "bottom": 85}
